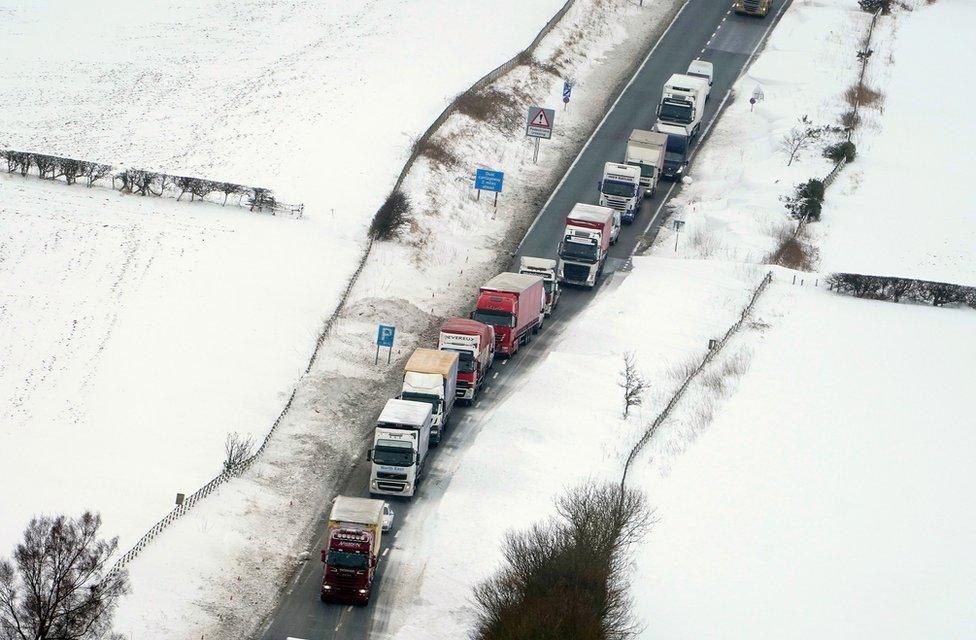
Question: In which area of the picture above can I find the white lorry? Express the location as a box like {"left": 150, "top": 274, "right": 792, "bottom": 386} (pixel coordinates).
{"left": 654, "top": 73, "right": 709, "bottom": 139}
{"left": 625, "top": 129, "right": 667, "bottom": 198}
{"left": 557, "top": 204, "right": 615, "bottom": 288}
{"left": 368, "top": 398, "right": 433, "bottom": 497}
{"left": 686, "top": 60, "right": 714, "bottom": 93}
{"left": 399, "top": 348, "right": 459, "bottom": 445}
{"left": 518, "top": 257, "right": 560, "bottom": 316}
{"left": 598, "top": 162, "right": 644, "bottom": 224}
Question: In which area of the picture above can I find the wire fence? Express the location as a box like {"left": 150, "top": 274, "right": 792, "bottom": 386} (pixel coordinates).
{"left": 620, "top": 270, "right": 773, "bottom": 489}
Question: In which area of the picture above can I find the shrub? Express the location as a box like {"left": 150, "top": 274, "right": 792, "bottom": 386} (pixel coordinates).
{"left": 782, "top": 179, "right": 825, "bottom": 222}
{"left": 858, "top": 0, "right": 891, "bottom": 13}
{"left": 455, "top": 88, "right": 520, "bottom": 126}
{"left": 766, "top": 236, "right": 818, "bottom": 271}
{"left": 824, "top": 141, "right": 857, "bottom": 163}
{"left": 369, "top": 190, "right": 411, "bottom": 240}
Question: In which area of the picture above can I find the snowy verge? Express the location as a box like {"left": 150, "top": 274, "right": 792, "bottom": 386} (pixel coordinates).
{"left": 108, "top": 1, "right": 685, "bottom": 638}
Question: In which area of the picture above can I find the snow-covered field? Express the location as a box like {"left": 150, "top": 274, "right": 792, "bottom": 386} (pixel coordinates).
{"left": 380, "top": 1, "right": 976, "bottom": 638}
{"left": 0, "top": 0, "right": 571, "bottom": 555}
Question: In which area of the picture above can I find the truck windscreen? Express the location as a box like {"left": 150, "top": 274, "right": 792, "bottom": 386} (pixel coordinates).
{"left": 451, "top": 350, "right": 476, "bottom": 373}
{"left": 374, "top": 440, "right": 415, "bottom": 466}
{"left": 327, "top": 550, "right": 368, "bottom": 569}
{"left": 659, "top": 101, "right": 693, "bottom": 124}
{"left": 560, "top": 240, "right": 599, "bottom": 262}
{"left": 602, "top": 181, "right": 636, "bottom": 197}
{"left": 471, "top": 310, "right": 515, "bottom": 327}
{"left": 400, "top": 392, "right": 440, "bottom": 413}
{"left": 628, "top": 162, "right": 654, "bottom": 178}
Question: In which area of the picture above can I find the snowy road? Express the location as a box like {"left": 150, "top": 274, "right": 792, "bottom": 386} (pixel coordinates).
{"left": 257, "top": 0, "right": 792, "bottom": 638}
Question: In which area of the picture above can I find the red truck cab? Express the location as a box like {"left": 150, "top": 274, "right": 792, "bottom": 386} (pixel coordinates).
{"left": 320, "top": 528, "right": 376, "bottom": 605}
{"left": 473, "top": 273, "right": 545, "bottom": 357}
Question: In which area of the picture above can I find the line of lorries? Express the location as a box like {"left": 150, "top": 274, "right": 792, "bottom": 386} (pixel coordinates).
{"left": 318, "top": 58, "right": 715, "bottom": 607}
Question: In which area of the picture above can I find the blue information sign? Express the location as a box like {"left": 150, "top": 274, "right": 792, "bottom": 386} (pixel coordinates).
{"left": 562, "top": 80, "right": 572, "bottom": 104}
{"left": 474, "top": 168, "right": 504, "bottom": 193}
{"left": 376, "top": 324, "right": 396, "bottom": 348}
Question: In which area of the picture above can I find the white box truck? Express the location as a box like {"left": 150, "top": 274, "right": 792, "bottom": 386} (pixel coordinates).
{"left": 625, "top": 129, "right": 667, "bottom": 197}
{"left": 598, "top": 162, "right": 644, "bottom": 224}
{"left": 686, "top": 60, "right": 714, "bottom": 93}
{"left": 399, "top": 348, "right": 458, "bottom": 445}
{"left": 654, "top": 73, "right": 709, "bottom": 139}
{"left": 368, "top": 398, "right": 433, "bottom": 497}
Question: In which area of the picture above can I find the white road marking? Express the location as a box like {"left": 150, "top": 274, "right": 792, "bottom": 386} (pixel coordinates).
{"left": 382, "top": 548, "right": 389, "bottom": 557}
{"left": 701, "top": 47, "right": 706, "bottom": 53}
{"left": 502, "top": 359, "right": 509, "bottom": 365}
{"left": 492, "top": 372, "right": 499, "bottom": 379}
{"left": 475, "top": 401, "right": 481, "bottom": 407}
{"left": 346, "top": 606, "right": 353, "bottom": 612}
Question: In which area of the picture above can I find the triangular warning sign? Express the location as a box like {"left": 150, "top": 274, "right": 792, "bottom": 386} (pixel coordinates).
{"left": 530, "top": 109, "right": 550, "bottom": 128}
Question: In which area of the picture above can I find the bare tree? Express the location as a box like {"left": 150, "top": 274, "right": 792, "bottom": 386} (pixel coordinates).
{"left": 618, "top": 352, "right": 646, "bottom": 419}
{"left": 0, "top": 512, "right": 127, "bottom": 640}
{"left": 216, "top": 182, "right": 244, "bottom": 206}
{"left": 81, "top": 163, "right": 112, "bottom": 188}
{"left": 778, "top": 115, "right": 835, "bottom": 166}
{"left": 223, "top": 432, "right": 254, "bottom": 473}
{"left": 188, "top": 179, "right": 215, "bottom": 202}
{"left": 56, "top": 158, "right": 82, "bottom": 185}
{"left": 32, "top": 154, "right": 57, "bottom": 180}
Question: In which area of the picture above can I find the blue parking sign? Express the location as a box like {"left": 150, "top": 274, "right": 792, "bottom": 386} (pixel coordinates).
{"left": 377, "top": 324, "right": 396, "bottom": 348}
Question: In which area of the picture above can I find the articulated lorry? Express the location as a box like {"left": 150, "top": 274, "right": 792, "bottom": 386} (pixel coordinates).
{"left": 437, "top": 318, "right": 495, "bottom": 403}
{"left": 320, "top": 496, "right": 385, "bottom": 605}
{"left": 399, "top": 349, "right": 458, "bottom": 445}
{"left": 661, "top": 133, "right": 690, "bottom": 181}
{"left": 518, "top": 257, "right": 560, "bottom": 316}
{"left": 654, "top": 73, "right": 709, "bottom": 139}
{"left": 557, "top": 204, "right": 614, "bottom": 289}
{"left": 368, "top": 398, "right": 433, "bottom": 496}
{"left": 473, "top": 273, "right": 545, "bottom": 357}
{"left": 625, "top": 129, "right": 667, "bottom": 197}
{"left": 735, "top": 0, "right": 771, "bottom": 16}
{"left": 598, "top": 162, "right": 644, "bottom": 224}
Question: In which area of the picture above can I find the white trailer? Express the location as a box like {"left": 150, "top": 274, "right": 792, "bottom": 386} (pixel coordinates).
{"left": 368, "top": 398, "right": 433, "bottom": 497}
{"left": 686, "top": 60, "right": 714, "bottom": 93}
{"left": 654, "top": 73, "right": 709, "bottom": 139}
{"left": 400, "top": 348, "right": 459, "bottom": 444}
{"left": 625, "top": 129, "right": 667, "bottom": 197}
{"left": 518, "top": 257, "right": 560, "bottom": 316}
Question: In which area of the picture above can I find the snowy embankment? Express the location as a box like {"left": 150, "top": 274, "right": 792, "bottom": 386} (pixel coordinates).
{"left": 379, "top": 0, "right": 976, "bottom": 638}
{"left": 0, "top": 0, "right": 569, "bottom": 554}
{"left": 94, "top": 1, "right": 685, "bottom": 638}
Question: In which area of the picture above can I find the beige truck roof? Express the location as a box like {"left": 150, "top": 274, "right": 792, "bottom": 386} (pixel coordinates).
{"left": 405, "top": 348, "right": 459, "bottom": 377}
{"left": 330, "top": 496, "right": 384, "bottom": 525}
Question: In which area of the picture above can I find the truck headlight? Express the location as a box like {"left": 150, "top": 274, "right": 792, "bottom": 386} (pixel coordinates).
{"left": 358, "top": 589, "right": 368, "bottom": 594}
{"left": 323, "top": 585, "right": 331, "bottom": 590}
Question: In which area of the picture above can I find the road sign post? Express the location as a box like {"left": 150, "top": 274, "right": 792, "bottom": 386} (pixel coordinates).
{"left": 525, "top": 106, "right": 555, "bottom": 164}
{"left": 562, "top": 81, "right": 572, "bottom": 109}
{"left": 672, "top": 219, "right": 685, "bottom": 252}
{"left": 375, "top": 324, "right": 396, "bottom": 364}
{"left": 474, "top": 168, "right": 504, "bottom": 209}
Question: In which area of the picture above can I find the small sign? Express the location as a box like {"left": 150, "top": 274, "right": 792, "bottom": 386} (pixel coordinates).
{"left": 526, "top": 106, "right": 555, "bottom": 139}
{"left": 562, "top": 81, "right": 572, "bottom": 104}
{"left": 474, "top": 168, "right": 504, "bottom": 193}
{"left": 376, "top": 325, "right": 396, "bottom": 348}
{"left": 175, "top": 493, "right": 185, "bottom": 506}
{"left": 672, "top": 219, "right": 686, "bottom": 231}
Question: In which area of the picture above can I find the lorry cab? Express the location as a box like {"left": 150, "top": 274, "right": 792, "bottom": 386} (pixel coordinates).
{"left": 661, "top": 134, "right": 690, "bottom": 181}
{"left": 518, "top": 257, "right": 560, "bottom": 316}
{"left": 368, "top": 398, "right": 433, "bottom": 496}
{"left": 320, "top": 497, "right": 385, "bottom": 605}
{"left": 735, "top": 0, "right": 771, "bottom": 16}
{"left": 598, "top": 162, "right": 644, "bottom": 225}
{"left": 655, "top": 73, "right": 709, "bottom": 139}
{"left": 473, "top": 273, "right": 545, "bottom": 356}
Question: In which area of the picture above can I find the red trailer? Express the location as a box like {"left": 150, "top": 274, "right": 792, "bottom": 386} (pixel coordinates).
{"left": 438, "top": 318, "right": 495, "bottom": 402}
{"left": 473, "top": 273, "right": 545, "bottom": 357}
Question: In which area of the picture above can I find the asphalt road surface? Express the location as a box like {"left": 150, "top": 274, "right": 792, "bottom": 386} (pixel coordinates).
{"left": 258, "top": 0, "right": 791, "bottom": 638}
